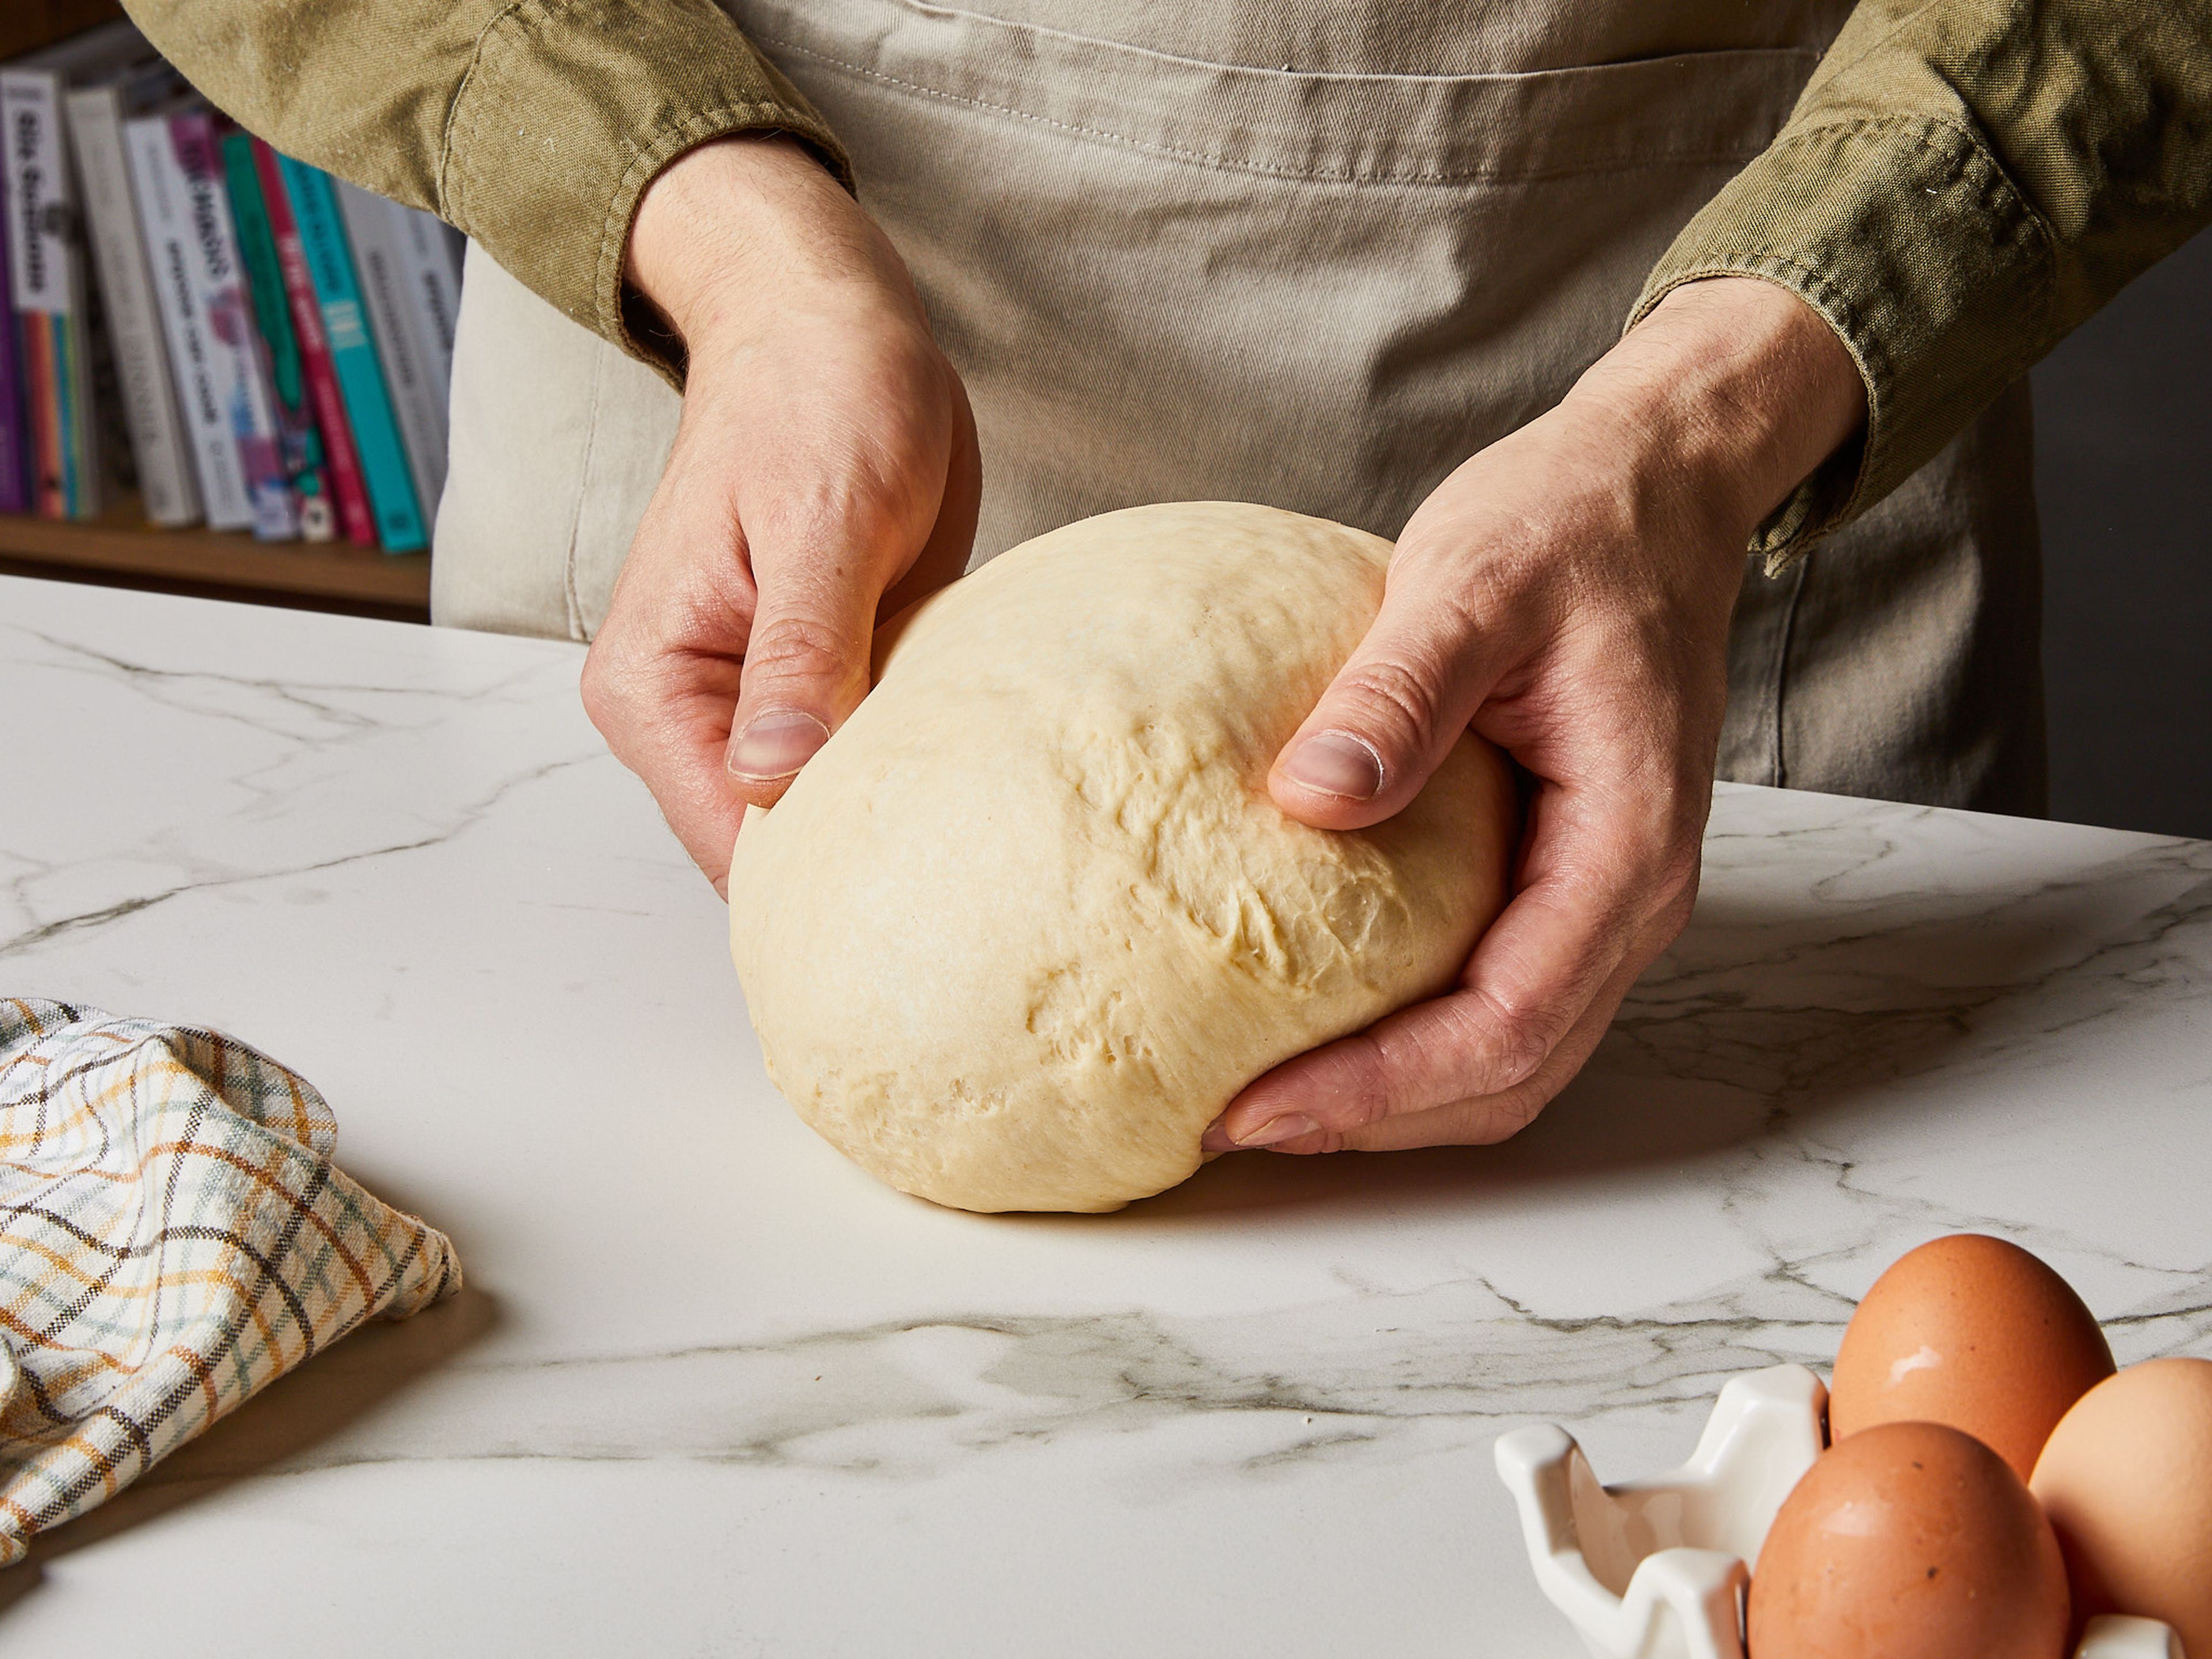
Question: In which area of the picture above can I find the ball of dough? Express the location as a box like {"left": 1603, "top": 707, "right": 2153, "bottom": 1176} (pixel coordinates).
{"left": 729, "top": 502, "right": 1516, "bottom": 1212}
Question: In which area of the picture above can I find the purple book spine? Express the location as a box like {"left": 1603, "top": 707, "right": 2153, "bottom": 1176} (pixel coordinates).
{"left": 0, "top": 199, "right": 28, "bottom": 514}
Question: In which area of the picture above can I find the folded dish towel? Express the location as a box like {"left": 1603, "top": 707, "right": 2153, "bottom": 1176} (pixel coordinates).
{"left": 0, "top": 998, "right": 460, "bottom": 1565}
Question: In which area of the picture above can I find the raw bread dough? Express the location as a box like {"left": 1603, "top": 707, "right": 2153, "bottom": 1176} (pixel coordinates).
{"left": 729, "top": 502, "right": 1516, "bottom": 1212}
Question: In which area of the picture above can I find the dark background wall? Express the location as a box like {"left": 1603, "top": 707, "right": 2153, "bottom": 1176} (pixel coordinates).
{"left": 2034, "top": 225, "right": 2212, "bottom": 840}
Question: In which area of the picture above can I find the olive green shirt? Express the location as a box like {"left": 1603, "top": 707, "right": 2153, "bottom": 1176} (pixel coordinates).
{"left": 122, "top": 0, "right": 2212, "bottom": 561}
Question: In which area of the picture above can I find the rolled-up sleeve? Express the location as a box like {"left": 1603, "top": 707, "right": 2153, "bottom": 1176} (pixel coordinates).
{"left": 1631, "top": 0, "right": 2212, "bottom": 567}
{"left": 122, "top": 0, "right": 850, "bottom": 381}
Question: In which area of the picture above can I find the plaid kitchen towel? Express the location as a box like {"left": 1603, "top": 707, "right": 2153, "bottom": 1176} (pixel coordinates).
{"left": 0, "top": 998, "right": 460, "bottom": 1564}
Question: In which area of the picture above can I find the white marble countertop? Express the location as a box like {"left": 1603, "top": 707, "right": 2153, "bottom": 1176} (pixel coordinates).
{"left": 2, "top": 572, "right": 2207, "bottom": 1656}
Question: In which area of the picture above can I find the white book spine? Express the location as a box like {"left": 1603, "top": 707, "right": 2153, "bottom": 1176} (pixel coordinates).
{"left": 64, "top": 86, "right": 200, "bottom": 527}
{"left": 0, "top": 71, "right": 68, "bottom": 315}
{"left": 2, "top": 65, "right": 104, "bottom": 513}
{"left": 385, "top": 203, "right": 459, "bottom": 532}
{"left": 336, "top": 181, "right": 447, "bottom": 533}
{"left": 122, "top": 115, "right": 253, "bottom": 531}
{"left": 388, "top": 204, "right": 462, "bottom": 391}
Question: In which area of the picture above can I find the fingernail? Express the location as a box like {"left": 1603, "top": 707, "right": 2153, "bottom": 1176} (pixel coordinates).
{"left": 1281, "top": 730, "right": 1383, "bottom": 801}
{"left": 1232, "top": 1113, "right": 1321, "bottom": 1149}
{"left": 728, "top": 709, "right": 830, "bottom": 782}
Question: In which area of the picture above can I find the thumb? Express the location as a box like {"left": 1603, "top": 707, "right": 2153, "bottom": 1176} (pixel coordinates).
{"left": 724, "top": 552, "right": 879, "bottom": 809}
{"left": 1271, "top": 570, "right": 1495, "bottom": 831}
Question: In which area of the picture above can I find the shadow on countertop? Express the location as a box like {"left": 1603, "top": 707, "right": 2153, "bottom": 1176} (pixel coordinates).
{"left": 0, "top": 1282, "right": 499, "bottom": 1616}
{"left": 1103, "top": 844, "right": 2204, "bottom": 1226}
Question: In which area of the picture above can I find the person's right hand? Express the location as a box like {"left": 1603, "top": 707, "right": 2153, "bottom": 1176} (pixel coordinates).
{"left": 580, "top": 134, "right": 982, "bottom": 895}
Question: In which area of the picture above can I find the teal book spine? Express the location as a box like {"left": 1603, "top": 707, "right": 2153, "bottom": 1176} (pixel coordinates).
{"left": 274, "top": 154, "right": 424, "bottom": 552}
{"left": 222, "top": 131, "right": 332, "bottom": 541}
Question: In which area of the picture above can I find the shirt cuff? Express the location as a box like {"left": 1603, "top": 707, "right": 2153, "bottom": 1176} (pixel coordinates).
{"left": 1627, "top": 115, "right": 2054, "bottom": 570}
{"left": 440, "top": 0, "right": 851, "bottom": 387}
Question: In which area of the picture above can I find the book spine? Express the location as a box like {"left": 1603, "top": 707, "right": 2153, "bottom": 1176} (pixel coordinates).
{"left": 380, "top": 197, "right": 461, "bottom": 531}
{"left": 21, "top": 319, "right": 65, "bottom": 517}
{"left": 65, "top": 85, "right": 200, "bottom": 527}
{"left": 123, "top": 111, "right": 253, "bottom": 530}
{"left": 51, "top": 303, "right": 81, "bottom": 514}
{"left": 80, "top": 227, "right": 137, "bottom": 521}
{"left": 276, "top": 155, "right": 422, "bottom": 552}
{"left": 0, "top": 166, "right": 28, "bottom": 514}
{"left": 335, "top": 181, "right": 445, "bottom": 535}
{"left": 251, "top": 138, "right": 372, "bottom": 546}
{"left": 2, "top": 67, "right": 81, "bottom": 516}
{"left": 166, "top": 111, "right": 294, "bottom": 540}
{"left": 220, "top": 129, "right": 331, "bottom": 540}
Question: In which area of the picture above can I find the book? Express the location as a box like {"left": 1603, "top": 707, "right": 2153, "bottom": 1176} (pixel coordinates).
{"left": 166, "top": 109, "right": 295, "bottom": 538}
{"left": 335, "top": 181, "right": 452, "bottom": 533}
{"left": 66, "top": 61, "right": 202, "bottom": 527}
{"left": 1, "top": 18, "right": 153, "bottom": 518}
{"left": 0, "top": 176, "right": 28, "bottom": 513}
{"left": 395, "top": 212, "right": 464, "bottom": 382}
{"left": 123, "top": 104, "right": 253, "bottom": 531}
{"left": 387, "top": 202, "right": 463, "bottom": 528}
{"left": 249, "top": 138, "right": 371, "bottom": 546}
{"left": 221, "top": 128, "right": 332, "bottom": 540}
{"left": 275, "top": 154, "right": 423, "bottom": 552}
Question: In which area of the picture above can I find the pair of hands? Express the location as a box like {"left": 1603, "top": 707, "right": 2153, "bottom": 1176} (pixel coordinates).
{"left": 583, "top": 135, "right": 1865, "bottom": 1157}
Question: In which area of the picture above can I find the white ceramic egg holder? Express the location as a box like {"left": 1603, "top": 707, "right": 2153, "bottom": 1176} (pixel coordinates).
{"left": 1493, "top": 1364, "right": 2183, "bottom": 1659}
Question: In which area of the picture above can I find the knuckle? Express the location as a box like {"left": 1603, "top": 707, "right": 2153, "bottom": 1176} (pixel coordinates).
{"left": 1589, "top": 783, "right": 1706, "bottom": 912}
{"left": 1334, "top": 654, "right": 1445, "bottom": 755}
{"left": 1343, "top": 1038, "right": 1397, "bottom": 1128}
{"left": 1271, "top": 1123, "right": 1348, "bottom": 1156}
{"left": 1652, "top": 842, "right": 1703, "bottom": 907}
{"left": 577, "top": 641, "right": 636, "bottom": 737}
{"left": 1483, "top": 1079, "right": 1556, "bottom": 1143}
{"left": 1308, "top": 1037, "right": 1394, "bottom": 1131}
{"left": 577, "top": 654, "right": 613, "bottom": 729}
{"left": 1462, "top": 986, "right": 1555, "bottom": 1086}
{"left": 1652, "top": 891, "right": 1698, "bottom": 949}
{"left": 744, "top": 612, "right": 858, "bottom": 687}
{"left": 1647, "top": 865, "right": 1702, "bottom": 945}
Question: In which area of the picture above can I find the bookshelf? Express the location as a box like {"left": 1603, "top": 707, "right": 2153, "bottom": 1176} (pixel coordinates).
{"left": 2, "top": 0, "right": 122, "bottom": 64}
{"left": 5, "top": 0, "right": 433, "bottom": 623}
{"left": 0, "top": 505, "right": 431, "bottom": 619}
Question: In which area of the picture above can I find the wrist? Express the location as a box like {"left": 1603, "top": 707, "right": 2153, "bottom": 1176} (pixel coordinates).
{"left": 625, "top": 133, "right": 915, "bottom": 352}
{"left": 1569, "top": 276, "right": 1866, "bottom": 540}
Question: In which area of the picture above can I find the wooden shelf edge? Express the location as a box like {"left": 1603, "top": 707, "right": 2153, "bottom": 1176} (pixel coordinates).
{"left": 0, "top": 512, "right": 431, "bottom": 610}
{"left": 1, "top": 1, "right": 124, "bottom": 63}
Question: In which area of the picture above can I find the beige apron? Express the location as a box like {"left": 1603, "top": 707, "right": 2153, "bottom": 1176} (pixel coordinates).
{"left": 433, "top": 0, "right": 2046, "bottom": 815}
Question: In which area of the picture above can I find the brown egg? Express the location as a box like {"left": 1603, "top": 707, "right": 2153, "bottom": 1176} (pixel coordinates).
{"left": 2030, "top": 1357, "right": 2212, "bottom": 1655}
{"left": 1748, "top": 1420, "right": 2070, "bottom": 1659}
{"left": 1829, "top": 1233, "right": 2113, "bottom": 1480}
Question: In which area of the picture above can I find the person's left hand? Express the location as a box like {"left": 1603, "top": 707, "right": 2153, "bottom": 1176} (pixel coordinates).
{"left": 1203, "top": 276, "right": 1865, "bottom": 1157}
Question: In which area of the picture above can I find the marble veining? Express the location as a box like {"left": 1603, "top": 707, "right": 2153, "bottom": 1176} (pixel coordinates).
{"left": 1, "top": 573, "right": 2207, "bottom": 1657}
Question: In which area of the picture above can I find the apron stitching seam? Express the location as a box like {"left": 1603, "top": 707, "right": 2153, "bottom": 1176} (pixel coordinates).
{"left": 860, "top": 5, "right": 1823, "bottom": 88}
{"left": 757, "top": 34, "right": 1780, "bottom": 184}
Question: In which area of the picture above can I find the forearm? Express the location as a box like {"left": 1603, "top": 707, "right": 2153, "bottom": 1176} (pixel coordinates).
{"left": 1637, "top": 0, "right": 2212, "bottom": 564}
{"left": 121, "top": 0, "right": 850, "bottom": 377}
